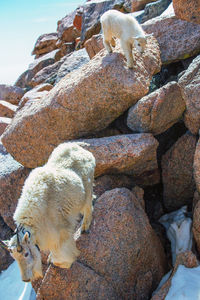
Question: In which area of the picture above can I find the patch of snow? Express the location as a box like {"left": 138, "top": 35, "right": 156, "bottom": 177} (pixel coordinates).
{"left": 166, "top": 265, "right": 200, "bottom": 300}
{"left": 0, "top": 261, "right": 35, "bottom": 300}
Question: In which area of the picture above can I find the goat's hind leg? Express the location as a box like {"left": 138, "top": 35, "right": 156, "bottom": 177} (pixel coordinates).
{"left": 103, "top": 38, "right": 113, "bottom": 53}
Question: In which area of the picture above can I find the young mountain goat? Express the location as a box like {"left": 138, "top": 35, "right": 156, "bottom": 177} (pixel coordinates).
{"left": 4, "top": 143, "right": 95, "bottom": 282}
{"left": 100, "top": 9, "right": 149, "bottom": 68}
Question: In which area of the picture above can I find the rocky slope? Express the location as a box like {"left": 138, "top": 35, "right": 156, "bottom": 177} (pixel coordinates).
{"left": 1, "top": 0, "right": 200, "bottom": 299}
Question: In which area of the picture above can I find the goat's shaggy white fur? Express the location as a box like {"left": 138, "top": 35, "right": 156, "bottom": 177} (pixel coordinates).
{"left": 13, "top": 142, "right": 95, "bottom": 270}
{"left": 100, "top": 9, "right": 148, "bottom": 68}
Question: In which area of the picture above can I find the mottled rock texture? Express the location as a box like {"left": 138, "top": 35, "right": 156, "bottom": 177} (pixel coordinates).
{"left": 29, "top": 59, "right": 65, "bottom": 87}
{"left": 161, "top": 131, "right": 197, "bottom": 211}
{"left": 18, "top": 84, "right": 53, "bottom": 109}
{"left": 57, "top": 10, "right": 80, "bottom": 43}
{"left": 142, "top": 13, "right": 200, "bottom": 63}
{"left": 82, "top": 134, "right": 159, "bottom": 177}
{"left": 173, "top": 0, "right": 200, "bottom": 24}
{"left": 127, "top": 81, "right": 185, "bottom": 135}
{"left": 0, "top": 117, "right": 11, "bottom": 136}
{"left": 55, "top": 48, "right": 90, "bottom": 83}
{"left": 178, "top": 55, "right": 200, "bottom": 135}
{"left": 0, "top": 216, "right": 13, "bottom": 271}
{"left": 2, "top": 37, "right": 161, "bottom": 168}
{"left": 0, "top": 143, "right": 30, "bottom": 228}
{"left": 80, "top": 0, "right": 124, "bottom": 43}
{"left": 35, "top": 188, "right": 167, "bottom": 300}
{"left": 0, "top": 84, "right": 24, "bottom": 105}
{"left": 132, "top": 0, "right": 157, "bottom": 12}
{"left": 36, "top": 262, "right": 118, "bottom": 300}
{"left": 84, "top": 33, "right": 104, "bottom": 59}
{"left": 151, "top": 251, "right": 199, "bottom": 300}
{"left": 94, "top": 174, "right": 134, "bottom": 198}
{"left": 0, "top": 101, "right": 17, "bottom": 118}
{"left": 32, "top": 33, "right": 59, "bottom": 58}
{"left": 194, "top": 137, "right": 200, "bottom": 195}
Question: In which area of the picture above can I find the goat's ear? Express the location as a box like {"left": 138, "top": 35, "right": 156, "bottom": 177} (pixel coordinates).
{"left": 22, "top": 232, "right": 30, "bottom": 243}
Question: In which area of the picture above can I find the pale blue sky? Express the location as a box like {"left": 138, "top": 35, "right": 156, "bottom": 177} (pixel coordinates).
{"left": 0, "top": 0, "right": 84, "bottom": 85}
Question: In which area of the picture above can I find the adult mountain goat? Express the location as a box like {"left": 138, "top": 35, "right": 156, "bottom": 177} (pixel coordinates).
{"left": 100, "top": 10, "right": 149, "bottom": 68}
{"left": 4, "top": 143, "right": 96, "bottom": 282}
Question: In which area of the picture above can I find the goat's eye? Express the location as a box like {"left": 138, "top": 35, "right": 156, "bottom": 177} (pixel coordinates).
{"left": 138, "top": 43, "right": 141, "bottom": 46}
{"left": 25, "top": 252, "right": 29, "bottom": 257}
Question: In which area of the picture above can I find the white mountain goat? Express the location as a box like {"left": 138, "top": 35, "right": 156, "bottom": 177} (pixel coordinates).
{"left": 4, "top": 143, "right": 96, "bottom": 282}
{"left": 100, "top": 9, "right": 149, "bottom": 68}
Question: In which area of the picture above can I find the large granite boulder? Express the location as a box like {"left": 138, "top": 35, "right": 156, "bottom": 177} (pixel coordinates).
{"left": 32, "top": 33, "right": 60, "bottom": 58}
{"left": 0, "top": 101, "right": 17, "bottom": 118}
{"left": 0, "top": 143, "right": 30, "bottom": 228}
{"left": 18, "top": 83, "right": 53, "bottom": 109}
{"left": 81, "top": 134, "right": 159, "bottom": 177}
{"left": 0, "top": 84, "right": 25, "bottom": 105}
{"left": 127, "top": 81, "right": 185, "bottom": 135}
{"left": 161, "top": 131, "right": 197, "bottom": 211}
{"left": 0, "top": 216, "right": 13, "bottom": 271}
{"left": 2, "top": 37, "right": 161, "bottom": 168}
{"left": 35, "top": 188, "right": 167, "bottom": 300}
{"left": 0, "top": 117, "right": 11, "bottom": 136}
{"left": 194, "top": 137, "right": 200, "bottom": 195}
{"left": 178, "top": 55, "right": 200, "bottom": 135}
{"left": 142, "top": 13, "right": 200, "bottom": 63}
{"left": 84, "top": 33, "right": 104, "bottom": 59}
{"left": 57, "top": 10, "right": 80, "bottom": 43}
{"left": 55, "top": 48, "right": 90, "bottom": 83}
{"left": 173, "top": 0, "right": 200, "bottom": 24}
{"left": 132, "top": 0, "right": 157, "bottom": 12}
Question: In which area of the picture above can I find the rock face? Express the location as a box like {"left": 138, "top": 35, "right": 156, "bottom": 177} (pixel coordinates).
{"left": 36, "top": 188, "right": 167, "bottom": 300}
{"left": 132, "top": 0, "right": 157, "bottom": 12}
{"left": 194, "top": 138, "right": 200, "bottom": 195}
{"left": 127, "top": 82, "right": 185, "bottom": 135}
{"left": 0, "top": 84, "right": 25, "bottom": 105}
{"left": 142, "top": 13, "right": 200, "bottom": 63}
{"left": 57, "top": 10, "right": 80, "bottom": 43}
{"left": 0, "top": 100, "right": 17, "bottom": 118}
{"left": 18, "top": 84, "right": 52, "bottom": 109}
{"left": 173, "top": 0, "right": 200, "bottom": 24}
{"left": 0, "top": 117, "right": 11, "bottom": 136}
{"left": 55, "top": 48, "right": 90, "bottom": 83}
{"left": 32, "top": 33, "right": 59, "bottom": 58}
{"left": 82, "top": 134, "right": 159, "bottom": 177}
{"left": 84, "top": 34, "right": 104, "bottom": 59}
{"left": 0, "top": 143, "right": 30, "bottom": 228}
{"left": 0, "top": 216, "right": 13, "bottom": 271}
{"left": 178, "top": 55, "right": 200, "bottom": 135}
{"left": 161, "top": 131, "right": 197, "bottom": 211}
{"left": 2, "top": 37, "right": 161, "bottom": 168}
{"left": 80, "top": 0, "right": 124, "bottom": 43}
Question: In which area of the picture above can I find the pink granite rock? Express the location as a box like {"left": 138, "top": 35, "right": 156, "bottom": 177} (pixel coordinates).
{"left": 127, "top": 81, "right": 185, "bottom": 135}
{"left": 2, "top": 37, "right": 161, "bottom": 168}
{"left": 178, "top": 55, "right": 200, "bottom": 135}
{"left": 142, "top": 13, "right": 200, "bottom": 63}
{"left": 161, "top": 131, "right": 197, "bottom": 211}
{"left": 173, "top": 0, "right": 200, "bottom": 24}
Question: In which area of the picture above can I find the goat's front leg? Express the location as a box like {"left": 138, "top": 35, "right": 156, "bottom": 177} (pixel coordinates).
{"left": 120, "top": 39, "right": 134, "bottom": 68}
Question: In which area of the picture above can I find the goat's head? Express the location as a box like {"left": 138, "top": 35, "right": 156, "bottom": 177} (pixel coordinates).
{"left": 4, "top": 229, "right": 43, "bottom": 282}
{"left": 134, "top": 36, "right": 147, "bottom": 54}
